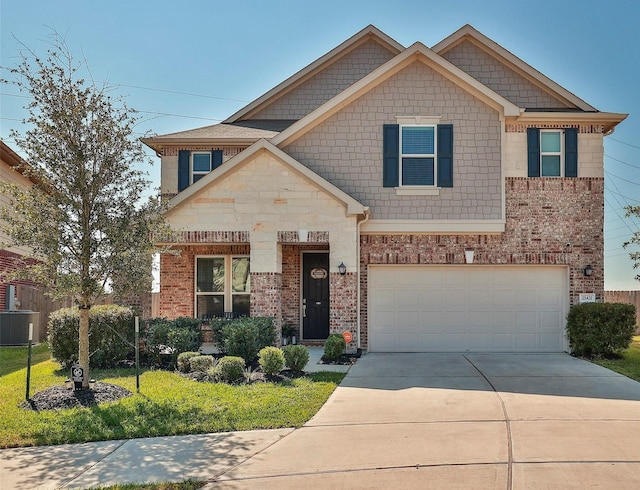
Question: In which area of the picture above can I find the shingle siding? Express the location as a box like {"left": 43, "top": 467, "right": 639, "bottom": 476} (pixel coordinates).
{"left": 253, "top": 39, "right": 397, "bottom": 120}
{"left": 442, "top": 40, "right": 573, "bottom": 109}
{"left": 283, "top": 61, "right": 502, "bottom": 220}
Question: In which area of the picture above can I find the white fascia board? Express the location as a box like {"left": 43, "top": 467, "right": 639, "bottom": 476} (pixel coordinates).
{"left": 224, "top": 25, "right": 404, "bottom": 123}
{"left": 273, "top": 43, "right": 521, "bottom": 148}
{"left": 512, "top": 112, "right": 628, "bottom": 133}
{"left": 361, "top": 219, "right": 506, "bottom": 234}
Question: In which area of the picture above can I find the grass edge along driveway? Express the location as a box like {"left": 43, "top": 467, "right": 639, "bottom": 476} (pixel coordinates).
{"left": 0, "top": 346, "right": 344, "bottom": 449}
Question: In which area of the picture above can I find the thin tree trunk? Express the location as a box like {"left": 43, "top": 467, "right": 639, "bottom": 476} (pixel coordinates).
{"left": 78, "top": 304, "right": 90, "bottom": 389}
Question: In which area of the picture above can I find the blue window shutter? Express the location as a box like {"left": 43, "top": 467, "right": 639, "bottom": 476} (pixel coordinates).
{"left": 383, "top": 124, "right": 399, "bottom": 187}
{"left": 437, "top": 124, "right": 453, "bottom": 187}
{"left": 564, "top": 128, "right": 578, "bottom": 177}
{"left": 211, "top": 149, "right": 223, "bottom": 170}
{"left": 527, "top": 128, "right": 540, "bottom": 177}
{"left": 178, "top": 150, "right": 190, "bottom": 191}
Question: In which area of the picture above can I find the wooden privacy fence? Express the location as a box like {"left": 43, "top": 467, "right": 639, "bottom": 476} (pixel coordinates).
{"left": 15, "top": 285, "right": 160, "bottom": 341}
{"left": 605, "top": 290, "right": 640, "bottom": 334}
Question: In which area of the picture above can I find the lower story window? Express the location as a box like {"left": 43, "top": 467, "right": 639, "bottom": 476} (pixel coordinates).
{"left": 195, "top": 256, "right": 250, "bottom": 318}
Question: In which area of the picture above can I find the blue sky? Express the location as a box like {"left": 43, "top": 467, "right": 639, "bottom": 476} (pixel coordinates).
{"left": 1, "top": 0, "right": 639, "bottom": 290}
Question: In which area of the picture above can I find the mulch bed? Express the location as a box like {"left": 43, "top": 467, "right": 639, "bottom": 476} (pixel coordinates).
{"left": 319, "top": 352, "right": 361, "bottom": 365}
{"left": 22, "top": 382, "right": 133, "bottom": 411}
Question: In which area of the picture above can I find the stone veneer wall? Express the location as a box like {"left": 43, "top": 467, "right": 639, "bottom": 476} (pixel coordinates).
{"left": 159, "top": 244, "right": 250, "bottom": 319}
{"left": 359, "top": 177, "right": 604, "bottom": 349}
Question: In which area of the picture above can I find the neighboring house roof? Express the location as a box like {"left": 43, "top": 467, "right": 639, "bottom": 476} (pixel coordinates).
{"left": 223, "top": 24, "right": 405, "bottom": 124}
{"left": 272, "top": 41, "right": 522, "bottom": 147}
{"left": 141, "top": 121, "right": 292, "bottom": 153}
{"left": 166, "top": 138, "right": 367, "bottom": 217}
{"left": 432, "top": 24, "right": 597, "bottom": 112}
{"left": 0, "top": 141, "right": 38, "bottom": 184}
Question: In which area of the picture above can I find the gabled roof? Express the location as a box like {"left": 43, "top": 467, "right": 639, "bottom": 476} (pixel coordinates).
{"left": 0, "top": 141, "right": 39, "bottom": 184}
{"left": 272, "top": 41, "right": 522, "bottom": 147}
{"left": 432, "top": 24, "right": 597, "bottom": 112}
{"left": 223, "top": 25, "right": 404, "bottom": 123}
{"left": 166, "top": 139, "right": 367, "bottom": 216}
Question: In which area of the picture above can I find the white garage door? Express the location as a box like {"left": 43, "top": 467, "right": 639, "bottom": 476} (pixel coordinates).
{"left": 368, "top": 265, "right": 568, "bottom": 352}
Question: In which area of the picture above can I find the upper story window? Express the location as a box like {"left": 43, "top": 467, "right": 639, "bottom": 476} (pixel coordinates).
{"left": 191, "top": 152, "right": 212, "bottom": 183}
{"left": 178, "top": 149, "right": 224, "bottom": 192}
{"left": 401, "top": 126, "right": 436, "bottom": 186}
{"left": 540, "top": 130, "right": 563, "bottom": 176}
{"left": 195, "top": 256, "right": 250, "bottom": 319}
{"left": 383, "top": 122, "right": 453, "bottom": 192}
{"left": 527, "top": 127, "right": 577, "bottom": 178}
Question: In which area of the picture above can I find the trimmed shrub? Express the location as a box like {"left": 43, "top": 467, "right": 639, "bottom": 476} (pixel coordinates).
{"left": 177, "top": 351, "right": 200, "bottom": 373}
{"left": 282, "top": 345, "right": 310, "bottom": 372}
{"left": 143, "top": 317, "right": 202, "bottom": 367}
{"left": 258, "top": 346, "right": 285, "bottom": 375}
{"left": 48, "top": 304, "right": 135, "bottom": 369}
{"left": 189, "top": 355, "right": 215, "bottom": 373}
{"left": 215, "top": 356, "right": 246, "bottom": 384}
{"left": 566, "top": 302, "right": 636, "bottom": 357}
{"left": 221, "top": 317, "right": 276, "bottom": 363}
{"left": 323, "top": 333, "right": 346, "bottom": 360}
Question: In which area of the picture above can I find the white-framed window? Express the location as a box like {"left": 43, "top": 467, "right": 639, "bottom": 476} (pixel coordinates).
{"left": 540, "top": 130, "right": 563, "bottom": 177}
{"left": 191, "top": 152, "right": 212, "bottom": 184}
{"left": 400, "top": 125, "right": 437, "bottom": 186}
{"left": 195, "top": 256, "right": 250, "bottom": 318}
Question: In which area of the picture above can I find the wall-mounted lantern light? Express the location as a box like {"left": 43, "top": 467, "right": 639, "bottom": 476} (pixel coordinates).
{"left": 583, "top": 265, "right": 593, "bottom": 277}
{"left": 338, "top": 262, "right": 347, "bottom": 275}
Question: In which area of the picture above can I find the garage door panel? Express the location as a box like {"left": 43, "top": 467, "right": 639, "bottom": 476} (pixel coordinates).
{"left": 369, "top": 265, "right": 568, "bottom": 352}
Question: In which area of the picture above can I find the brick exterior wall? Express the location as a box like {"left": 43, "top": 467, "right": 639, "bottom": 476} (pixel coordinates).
{"left": 253, "top": 39, "right": 397, "bottom": 120}
{"left": 359, "top": 177, "right": 604, "bottom": 349}
{"left": 159, "top": 244, "right": 250, "bottom": 319}
{"left": 0, "top": 249, "right": 40, "bottom": 310}
{"left": 441, "top": 40, "right": 572, "bottom": 109}
{"left": 330, "top": 272, "right": 358, "bottom": 350}
{"left": 250, "top": 272, "right": 282, "bottom": 338}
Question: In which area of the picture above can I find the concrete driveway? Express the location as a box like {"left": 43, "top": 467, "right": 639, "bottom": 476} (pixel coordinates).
{"left": 212, "top": 353, "right": 640, "bottom": 489}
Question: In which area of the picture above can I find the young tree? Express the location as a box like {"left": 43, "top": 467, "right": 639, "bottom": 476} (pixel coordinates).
{"left": 1, "top": 34, "right": 172, "bottom": 388}
{"left": 623, "top": 205, "right": 640, "bottom": 282}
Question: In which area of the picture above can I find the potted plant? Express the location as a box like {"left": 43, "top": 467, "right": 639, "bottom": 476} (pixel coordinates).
{"left": 281, "top": 323, "right": 295, "bottom": 345}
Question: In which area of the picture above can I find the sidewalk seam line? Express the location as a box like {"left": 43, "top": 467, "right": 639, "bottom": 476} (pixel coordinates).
{"left": 56, "top": 439, "right": 128, "bottom": 489}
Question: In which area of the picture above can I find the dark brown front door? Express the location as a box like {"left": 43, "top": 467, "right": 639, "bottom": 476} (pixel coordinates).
{"left": 302, "top": 252, "right": 330, "bottom": 340}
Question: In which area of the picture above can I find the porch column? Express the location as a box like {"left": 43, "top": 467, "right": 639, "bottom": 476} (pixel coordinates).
{"left": 329, "top": 230, "right": 358, "bottom": 351}
{"left": 249, "top": 232, "right": 282, "bottom": 334}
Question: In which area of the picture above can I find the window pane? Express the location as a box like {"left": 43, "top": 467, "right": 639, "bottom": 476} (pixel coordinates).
{"left": 196, "top": 295, "right": 224, "bottom": 318}
{"left": 541, "top": 155, "right": 561, "bottom": 176}
{"left": 402, "top": 127, "right": 434, "bottom": 154}
{"left": 193, "top": 153, "right": 211, "bottom": 172}
{"left": 197, "top": 258, "right": 225, "bottom": 292}
{"left": 402, "top": 157, "right": 434, "bottom": 185}
{"left": 541, "top": 132, "right": 561, "bottom": 153}
{"left": 232, "top": 258, "right": 250, "bottom": 292}
{"left": 232, "top": 295, "right": 250, "bottom": 316}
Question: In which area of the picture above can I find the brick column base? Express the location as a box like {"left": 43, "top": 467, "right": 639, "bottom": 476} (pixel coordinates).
{"left": 330, "top": 272, "right": 358, "bottom": 351}
{"left": 250, "top": 272, "right": 282, "bottom": 344}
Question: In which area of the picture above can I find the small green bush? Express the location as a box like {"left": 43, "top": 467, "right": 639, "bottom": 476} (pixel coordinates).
{"left": 177, "top": 351, "right": 200, "bottom": 372}
{"left": 215, "top": 356, "right": 246, "bottom": 384}
{"left": 282, "top": 345, "right": 310, "bottom": 372}
{"left": 258, "top": 346, "right": 285, "bottom": 375}
{"left": 566, "top": 302, "right": 636, "bottom": 357}
{"left": 48, "top": 304, "right": 135, "bottom": 369}
{"left": 324, "top": 333, "right": 346, "bottom": 360}
{"left": 221, "top": 317, "right": 276, "bottom": 363}
{"left": 143, "top": 317, "right": 202, "bottom": 367}
{"left": 189, "top": 355, "right": 215, "bottom": 372}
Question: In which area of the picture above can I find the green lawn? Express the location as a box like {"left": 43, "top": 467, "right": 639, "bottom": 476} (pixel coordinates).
{"left": 0, "top": 343, "right": 52, "bottom": 377}
{"left": 0, "top": 345, "right": 344, "bottom": 449}
{"left": 591, "top": 335, "right": 640, "bottom": 382}
{"left": 86, "top": 481, "right": 206, "bottom": 490}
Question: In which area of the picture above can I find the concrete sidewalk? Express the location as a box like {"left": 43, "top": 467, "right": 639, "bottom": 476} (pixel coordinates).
{"left": 3, "top": 352, "right": 640, "bottom": 489}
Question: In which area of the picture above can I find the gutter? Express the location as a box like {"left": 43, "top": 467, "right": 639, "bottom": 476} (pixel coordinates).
{"left": 356, "top": 208, "right": 370, "bottom": 351}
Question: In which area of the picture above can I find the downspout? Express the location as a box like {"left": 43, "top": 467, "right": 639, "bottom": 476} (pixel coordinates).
{"left": 356, "top": 208, "right": 370, "bottom": 351}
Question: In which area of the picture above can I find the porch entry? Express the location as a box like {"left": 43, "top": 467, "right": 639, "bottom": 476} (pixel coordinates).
{"left": 302, "top": 252, "right": 330, "bottom": 340}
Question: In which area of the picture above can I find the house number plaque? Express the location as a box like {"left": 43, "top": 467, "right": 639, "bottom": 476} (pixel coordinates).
{"left": 310, "top": 268, "right": 327, "bottom": 279}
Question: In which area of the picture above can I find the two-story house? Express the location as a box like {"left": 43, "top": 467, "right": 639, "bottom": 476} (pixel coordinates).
{"left": 143, "top": 25, "right": 626, "bottom": 353}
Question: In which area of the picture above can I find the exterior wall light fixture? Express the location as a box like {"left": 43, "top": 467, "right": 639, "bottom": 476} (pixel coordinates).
{"left": 583, "top": 265, "right": 593, "bottom": 277}
{"left": 338, "top": 262, "right": 347, "bottom": 275}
